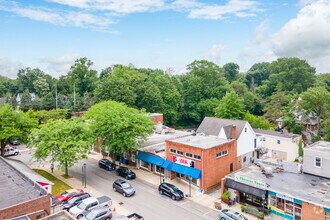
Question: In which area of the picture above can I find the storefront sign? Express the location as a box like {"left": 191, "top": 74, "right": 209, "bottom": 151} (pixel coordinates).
{"left": 172, "top": 155, "right": 194, "bottom": 167}
{"left": 234, "top": 174, "right": 266, "bottom": 189}
{"left": 276, "top": 193, "right": 294, "bottom": 202}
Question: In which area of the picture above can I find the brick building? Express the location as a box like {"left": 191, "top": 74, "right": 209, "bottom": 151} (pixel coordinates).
{"left": 0, "top": 157, "right": 51, "bottom": 219}
{"left": 165, "top": 125, "right": 238, "bottom": 192}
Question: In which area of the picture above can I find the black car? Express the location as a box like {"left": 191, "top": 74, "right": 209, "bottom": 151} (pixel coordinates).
{"left": 158, "top": 183, "right": 184, "bottom": 200}
{"left": 98, "top": 159, "right": 116, "bottom": 171}
{"left": 113, "top": 179, "right": 135, "bottom": 197}
{"left": 116, "top": 166, "right": 136, "bottom": 180}
{"left": 62, "top": 192, "right": 90, "bottom": 211}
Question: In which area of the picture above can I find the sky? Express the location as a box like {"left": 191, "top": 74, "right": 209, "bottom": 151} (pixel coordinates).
{"left": 0, "top": 0, "right": 330, "bottom": 79}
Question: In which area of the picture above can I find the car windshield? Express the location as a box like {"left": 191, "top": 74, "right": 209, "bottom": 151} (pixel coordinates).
{"left": 77, "top": 201, "right": 87, "bottom": 210}
{"left": 126, "top": 169, "right": 132, "bottom": 173}
{"left": 68, "top": 197, "right": 78, "bottom": 204}
{"left": 85, "top": 210, "right": 98, "bottom": 220}
{"left": 61, "top": 191, "right": 68, "bottom": 196}
{"left": 121, "top": 183, "right": 131, "bottom": 189}
{"left": 171, "top": 186, "right": 180, "bottom": 192}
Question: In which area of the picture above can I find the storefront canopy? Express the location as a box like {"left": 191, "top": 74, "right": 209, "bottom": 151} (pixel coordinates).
{"left": 225, "top": 178, "right": 266, "bottom": 199}
{"left": 171, "top": 163, "right": 201, "bottom": 179}
{"left": 137, "top": 151, "right": 165, "bottom": 166}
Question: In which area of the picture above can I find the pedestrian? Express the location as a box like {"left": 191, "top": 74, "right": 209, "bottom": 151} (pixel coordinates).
{"left": 50, "top": 163, "right": 54, "bottom": 173}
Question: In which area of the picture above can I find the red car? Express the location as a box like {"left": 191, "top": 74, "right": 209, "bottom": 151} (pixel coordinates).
{"left": 56, "top": 189, "right": 84, "bottom": 202}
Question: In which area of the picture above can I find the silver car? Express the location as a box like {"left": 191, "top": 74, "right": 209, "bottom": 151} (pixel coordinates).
{"left": 219, "top": 209, "right": 248, "bottom": 220}
{"left": 80, "top": 207, "right": 112, "bottom": 220}
{"left": 113, "top": 179, "right": 135, "bottom": 197}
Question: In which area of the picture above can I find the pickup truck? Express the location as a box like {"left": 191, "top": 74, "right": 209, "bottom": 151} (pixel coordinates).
{"left": 69, "top": 196, "right": 112, "bottom": 218}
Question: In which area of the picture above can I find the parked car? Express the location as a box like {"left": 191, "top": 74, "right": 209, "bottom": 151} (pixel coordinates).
{"left": 80, "top": 206, "right": 112, "bottom": 220}
{"left": 62, "top": 192, "right": 91, "bottom": 211}
{"left": 10, "top": 140, "right": 20, "bottom": 145}
{"left": 56, "top": 189, "right": 84, "bottom": 202}
{"left": 116, "top": 166, "right": 136, "bottom": 180}
{"left": 69, "top": 196, "right": 112, "bottom": 218}
{"left": 219, "top": 209, "right": 248, "bottom": 220}
{"left": 98, "top": 159, "right": 116, "bottom": 171}
{"left": 4, "top": 147, "right": 19, "bottom": 157}
{"left": 113, "top": 179, "right": 135, "bottom": 197}
{"left": 158, "top": 182, "right": 184, "bottom": 200}
{"left": 112, "top": 213, "right": 143, "bottom": 220}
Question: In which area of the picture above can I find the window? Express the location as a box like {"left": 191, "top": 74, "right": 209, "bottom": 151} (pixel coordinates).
{"left": 216, "top": 150, "right": 228, "bottom": 158}
{"left": 186, "top": 152, "right": 193, "bottom": 158}
{"left": 156, "top": 165, "right": 165, "bottom": 174}
{"left": 170, "top": 149, "right": 177, "bottom": 154}
{"left": 315, "top": 157, "right": 322, "bottom": 168}
{"left": 193, "top": 154, "right": 201, "bottom": 160}
{"left": 140, "top": 161, "right": 149, "bottom": 169}
{"left": 243, "top": 155, "right": 247, "bottom": 163}
{"left": 277, "top": 140, "right": 280, "bottom": 144}
{"left": 263, "top": 137, "right": 266, "bottom": 141}
{"left": 131, "top": 154, "right": 136, "bottom": 162}
{"left": 177, "top": 150, "right": 183, "bottom": 155}
{"left": 245, "top": 127, "right": 247, "bottom": 132}
{"left": 325, "top": 211, "right": 330, "bottom": 220}
{"left": 230, "top": 163, "right": 233, "bottom": 172}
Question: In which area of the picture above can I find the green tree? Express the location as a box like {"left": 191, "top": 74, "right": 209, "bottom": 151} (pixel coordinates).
{"left": 84, "top": 101, "right": 154, "bottom": 156}
{"left": 323, "top": 119, "right": 330, "bottom": 141}
{"left": 0, "top": 105, "right": 37, "bottom": 156}
{"left": 33, "top": 77, "right": 49, "bottom": 97}
{"left": 246, "top": 62, "right": 271, "bottom": 90}
{"left": 244, "top": 113, "right": 273, "bottom": 130}
{"left": 223, "top": 62, "right": 240, "bottom": 83}
{"left": 214, "top": 92, "right": 245, "bottom": 120}
{"left": 17, "top": 68, "right": 54, "bottom": 93}
{"left": 68, "top": 57, "right": 98, "bottom": 96}
{"left": 28, "top": 118, "right": 93, "bottom": 176}
{"left": 197, "top": 98, "right": 221, "bottom": 119}
{"left": 269, "top": 58, "right": 316, "bottom": 93}
{"left": 19, "top": 89, "right": 32, "bottom": 111}
{"left": 41, "top": 92, "right": 55, "bottom": 110}
{"left": 264, "top": 86, "right": 290, "bottom": 122}
{"left": 314, "top": 73, "right": 330, "bottom": 91}
{"left": 300, "top": 86, "right": 330, "bottom": 132}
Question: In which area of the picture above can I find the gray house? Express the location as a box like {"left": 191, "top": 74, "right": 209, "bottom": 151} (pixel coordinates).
{"left": 303, "top": 141, "right": 330, "bottom": 178}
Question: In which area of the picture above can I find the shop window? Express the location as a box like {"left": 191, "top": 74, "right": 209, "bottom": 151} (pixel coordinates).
{"left": 140, "top": 161, "right": 149, "bottom": 169}
{"left": 285, "top": 201, "right": 294, "bottom": 215}
{"left": 325, "top": 212, "right": 330, "bottom": 220}
{"left": 269, "top": 195, "right": 277, "bottom": 207}
{"left": 155, "top": 165, "right": 164, "bottom": 174}
{"left": 315, "top": 157, "right": 322, "bottom": 167}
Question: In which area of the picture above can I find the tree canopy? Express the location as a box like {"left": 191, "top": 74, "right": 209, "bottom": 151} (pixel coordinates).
{"left": 214, "top": 92, "right": 246, "bottom": 120}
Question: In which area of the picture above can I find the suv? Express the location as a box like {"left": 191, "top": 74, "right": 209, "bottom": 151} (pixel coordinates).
{"left": 116, "top": 166, "right": 136, "bottom": 180}
{"left": 219, "top": 209, "right": 248, "bottom": 220}
{"left": 4, "top": 147, "right": 19, "bottom": 157}
{"left": 80, "top": 206, "right": 112, "bottom": 220}
{"left": 98, "top": 159, "right": 116, "bottom": 171}
{"left": 158, "top": 183, "right": 184, "bottom": 200}
{"left": 62, "top": 192, "right": 90, "bottom": 211}
{"left": 113, "top": 179, "right": 135, "bottom": 197}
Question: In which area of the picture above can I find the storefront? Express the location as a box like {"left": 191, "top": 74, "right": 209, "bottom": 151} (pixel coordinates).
{"left": 268, "top": 191, "right": 302, "bottom": 220}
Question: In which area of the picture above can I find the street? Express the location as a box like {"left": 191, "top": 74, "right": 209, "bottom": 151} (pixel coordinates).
{"left": 13, "top": 148, "right": 220, "bottom": 220}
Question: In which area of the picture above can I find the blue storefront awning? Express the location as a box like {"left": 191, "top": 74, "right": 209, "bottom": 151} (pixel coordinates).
{"left": 137, "top": 151, "right": 165, "bottom": 166}
{"left": 161, "top": 160, "right": 172, "bottom": 170}
{"left": 171, "top": 163, "right": 201, "bottom": 179}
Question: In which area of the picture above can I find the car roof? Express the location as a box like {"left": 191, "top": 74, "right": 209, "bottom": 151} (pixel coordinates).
{"left": 66, "top": 189, "right": 80, "bottom": 193}
{"left": 90, "top": 206, "right": 110, "bottom": 213}
{"left": 82, "top": 197, "right": 97, "bottom": 203}
{"left": 223, "top": 209, "right": 241, "bottom": 216}
{"left": 115, "top": 179, "right": 126, "bottom": 184}
{"left": 118, "top": 166, "right": 128, "bottom": 169}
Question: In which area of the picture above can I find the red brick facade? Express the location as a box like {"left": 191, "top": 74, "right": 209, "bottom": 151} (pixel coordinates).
{"left": 150, "top": 114, "right": 163, "bottom": 124}
{"left": 165, "top": 138, "right": 237, "bottom": 192}
{"left": 301, "top": 201, "right": 325, "bottom": 220}
{"left": 0, "top": 194, "right": 51, "bottom": 220}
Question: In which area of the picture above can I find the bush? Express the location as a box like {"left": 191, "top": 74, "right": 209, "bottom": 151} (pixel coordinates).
{"left": 259, "top": 211, "right": 264, "bottom": 218}
{"left": 241, "top": 205, "right": 247, "bottom": 212}
{"left": 222, "top": 190, "right": 231, "bottom": 200}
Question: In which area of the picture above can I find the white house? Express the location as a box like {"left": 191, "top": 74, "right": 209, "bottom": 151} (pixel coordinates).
{"left": 196, "top": 117, "right": 256, "bottom": 168}
{"left": 254, "top": 129, "right": 300, "bottom": 162}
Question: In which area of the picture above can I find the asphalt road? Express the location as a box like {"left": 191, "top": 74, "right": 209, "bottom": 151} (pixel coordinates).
{"left": 13, "top": 148, "right": 220, "bottom": 220}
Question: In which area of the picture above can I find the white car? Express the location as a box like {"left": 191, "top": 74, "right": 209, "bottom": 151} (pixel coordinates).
{"left": 4, "top": 147, "right": 19, "bottom": 156}
{"left": 69, "top": 196, "right": 112, "bottom": 218}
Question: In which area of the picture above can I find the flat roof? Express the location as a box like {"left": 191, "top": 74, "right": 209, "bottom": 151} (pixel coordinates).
{"left": 227, "top": 161, "right": 330, "bottom": 208}
{"left": 305, "top": 141, "right": 330, "bottom": 153}
{"left": 254, "top": 129, "right": 299, "bottom": 139}
{"left": 167, "top": 135, "right": 230, "bottom": 149}
{"left": 41, "top": 210, "right": 75, "bottom": 220}
{"left": 0, "top": 157, "right": 47, "bottom": 210}
{"left": 141, "top": 130, "right": 191, "bottom": 148}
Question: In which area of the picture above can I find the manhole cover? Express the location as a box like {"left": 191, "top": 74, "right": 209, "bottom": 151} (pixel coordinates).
{"left": 118, "top": 202, "right": 124, "bottom": 205}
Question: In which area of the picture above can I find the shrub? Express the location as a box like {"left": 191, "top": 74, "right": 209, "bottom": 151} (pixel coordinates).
{"left": 222, "top": 190, "right": 231, "bottom": 200}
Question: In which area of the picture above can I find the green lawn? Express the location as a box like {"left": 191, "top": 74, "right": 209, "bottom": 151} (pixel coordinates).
{"left": 33, "top": 169, "right": 72, "bottom": 196}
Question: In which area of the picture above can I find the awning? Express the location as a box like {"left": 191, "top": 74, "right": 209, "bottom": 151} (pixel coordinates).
{"left": 225, "top": 178, "right": 266, "bottom": 199}
{"left": 161, "top": 160, "right": 172, "bottom": 170}
{"left": 137, "top": 151, "right": 165, "bottom": 166}
{"left": 171, "top": 163, "right": 201, "bottom": 179}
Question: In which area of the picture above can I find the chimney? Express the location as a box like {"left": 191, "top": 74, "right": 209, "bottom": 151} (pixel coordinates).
{"left": 232, "top": 124, "right": 237, "bottom": 140}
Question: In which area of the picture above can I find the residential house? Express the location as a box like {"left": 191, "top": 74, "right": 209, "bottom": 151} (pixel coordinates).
{"left": 303, "top": 141, "right": 330, "bottom": 178}
{"left": 254, "top": 129, "right": 300, "bottom": 162}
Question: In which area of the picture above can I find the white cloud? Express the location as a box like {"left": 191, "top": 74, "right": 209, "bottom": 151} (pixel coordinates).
{"left": 208, "top": 44, "right": 226, "bottom": 59}
{"left": 0, "top": 57, "right": 24, "bottom": 79}
{"left": 253, "top": 20, "right": 269, "bottom": 45}
{"left": 271, "top": 0, "right": 330, "bottom": 73}
{"left": 40, "top": 54, "right": 80, "bottom": 78}
{"left": 47, "top": 0, "right": 165, "bottom": 13}
{"left": 188, "top": 0, "right": 261, "bottom": 20}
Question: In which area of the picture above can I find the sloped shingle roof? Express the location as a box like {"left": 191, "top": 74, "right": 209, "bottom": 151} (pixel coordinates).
{"left": 196, "top": 117, "right": 247, "bottom": 139}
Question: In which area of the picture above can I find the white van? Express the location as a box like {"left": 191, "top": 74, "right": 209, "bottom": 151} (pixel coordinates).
{"left": 4, "top": 147, "right": 19, "bottom": 156}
